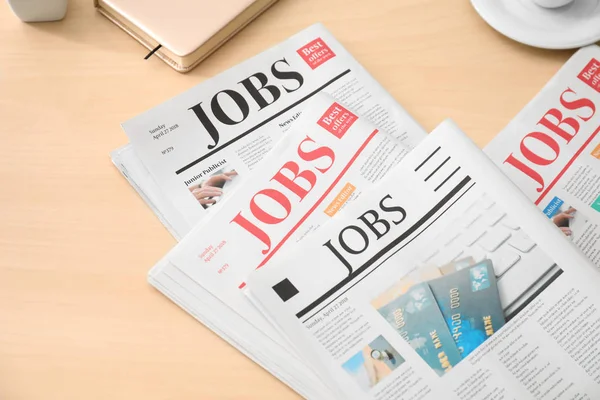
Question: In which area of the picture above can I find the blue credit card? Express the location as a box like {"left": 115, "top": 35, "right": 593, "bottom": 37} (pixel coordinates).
{"left": 375, "top": 282, "right": 462, "bottom": 376}
{"left": 427, "top": 260, "right": 505, "bottom": 358}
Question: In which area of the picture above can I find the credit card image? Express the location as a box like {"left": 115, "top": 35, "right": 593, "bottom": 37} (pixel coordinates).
{"left": 375, "top": 283, "right": 462, "bottom": 376}
{"left": 428, "top": 260, "right": 505, "bottom": 358}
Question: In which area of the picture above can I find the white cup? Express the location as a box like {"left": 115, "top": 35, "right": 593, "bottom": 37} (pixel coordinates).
{"left": 531, "top": 0, "right": 575, "bottom": 8}
{"left": 7, "top": 0, "right": 68, "bottom": 22}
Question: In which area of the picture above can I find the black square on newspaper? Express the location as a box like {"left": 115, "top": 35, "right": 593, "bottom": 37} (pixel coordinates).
{"left": 272, "top": 278, "right": 299, "bottom": 302}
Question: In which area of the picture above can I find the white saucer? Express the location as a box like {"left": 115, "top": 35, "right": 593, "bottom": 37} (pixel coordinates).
{"left": 471, "top": 0, "right": 600, "bottom": 49}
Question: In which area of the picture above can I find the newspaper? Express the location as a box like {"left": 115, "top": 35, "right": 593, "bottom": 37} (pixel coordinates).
{"left": 246, "top": 120, "right": 600, "bottom": 399}
{"left": 115, "top": 23, "right": 426, "bottom": 239}
{"left": 149, "top": 93, "right": 414, "bottom": 398}
{"left": 485, "top": 45, "right": 600, "bottom": 268}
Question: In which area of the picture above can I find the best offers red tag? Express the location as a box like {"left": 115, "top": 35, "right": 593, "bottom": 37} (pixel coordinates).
{"left": 317, "top": 102, "right": 358, "bottom": 139}
{"left": 296, "top": 38, "right": 336, "bottom": 70}
{"left": 578, "top": 58, "right": 600, "bottom": 93}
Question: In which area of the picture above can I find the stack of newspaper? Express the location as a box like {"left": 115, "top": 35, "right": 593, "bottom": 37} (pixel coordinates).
{"left": 113, "top": 23, "right": 600, "bottom": 399}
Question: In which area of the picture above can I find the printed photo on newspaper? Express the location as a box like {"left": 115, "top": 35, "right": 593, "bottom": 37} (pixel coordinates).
{"left": 246, "top": 120, "right": 600, "bottom": 399}
{"left": 114, "top": 23, "right": 426, "bottom": 239}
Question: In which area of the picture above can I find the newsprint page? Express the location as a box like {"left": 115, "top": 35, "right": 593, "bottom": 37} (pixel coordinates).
{"left": 247, "top": 120, "right": 600, "bottom": 400}
{"left": 486, "top": 45, "right": 600, "bottom": 269}
{"left": 115, "top": 23, "right": 425, "bottom": 238}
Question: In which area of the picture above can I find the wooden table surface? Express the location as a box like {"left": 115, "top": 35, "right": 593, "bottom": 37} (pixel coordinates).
{"left": 0, "top": 0, "right": 581, "bottom": 398}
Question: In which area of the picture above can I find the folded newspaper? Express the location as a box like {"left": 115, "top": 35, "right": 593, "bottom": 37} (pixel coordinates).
{"left": 485, "top": 44, "right": 600, "bottom": 271}
{"left": 246, "top": 119, "right": 600, "bottom": 399}
{"left": 113, "top": 23, "right": 425, "bottom": 240}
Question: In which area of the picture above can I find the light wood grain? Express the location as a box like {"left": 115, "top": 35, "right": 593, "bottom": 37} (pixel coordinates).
{"left": 0, "top": 0, "right": 582, "bottom": 398}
